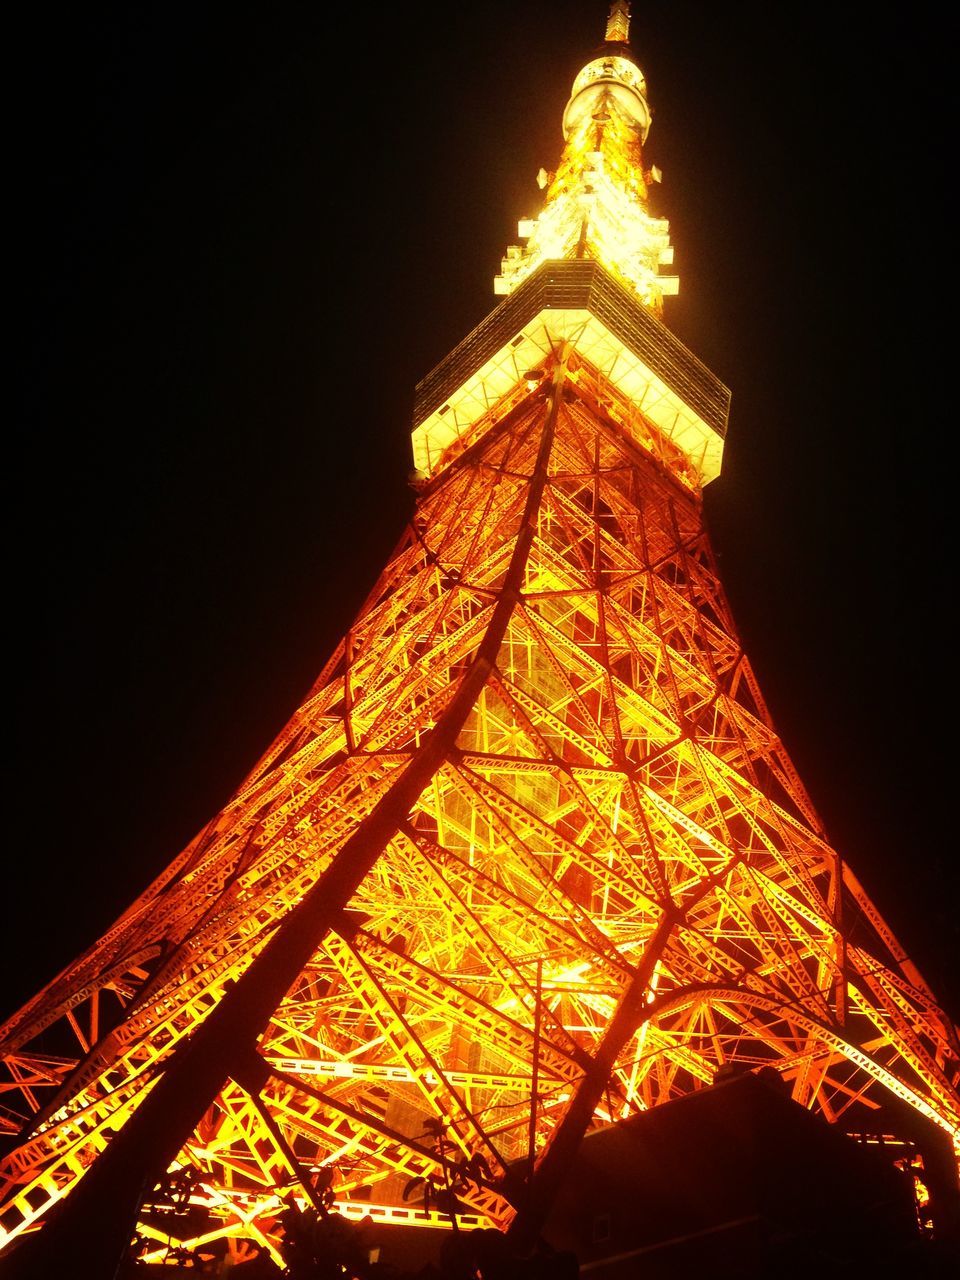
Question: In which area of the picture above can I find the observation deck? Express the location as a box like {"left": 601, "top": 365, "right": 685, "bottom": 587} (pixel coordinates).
{"left": 412, "top": 259, "right": 730, "bottom": 486}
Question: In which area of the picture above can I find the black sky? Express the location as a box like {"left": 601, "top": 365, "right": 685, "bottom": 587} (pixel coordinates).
{"left": 8, "top": 2, "right": 957, "bottom": 1026}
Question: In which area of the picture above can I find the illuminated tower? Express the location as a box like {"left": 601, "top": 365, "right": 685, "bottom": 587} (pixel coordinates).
{"left": 2, "top": 4, "right": 958, "bottom": 1272}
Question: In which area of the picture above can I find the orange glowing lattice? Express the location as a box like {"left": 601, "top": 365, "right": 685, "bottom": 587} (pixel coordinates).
{"left": 1, "top": 4, "right": 957, "bottom": 1270}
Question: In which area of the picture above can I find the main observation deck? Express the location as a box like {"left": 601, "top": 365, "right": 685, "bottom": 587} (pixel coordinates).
{"left": 411, "top": 260, "right": 730, "bottom": 487}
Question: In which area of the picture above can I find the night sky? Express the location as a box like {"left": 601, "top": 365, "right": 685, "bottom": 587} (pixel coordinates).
{"left": 8, "top": 2, "right": 957, "bottom": 1029}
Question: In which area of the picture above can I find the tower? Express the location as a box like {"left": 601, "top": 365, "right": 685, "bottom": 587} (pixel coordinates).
{"left": 2, "top": 4, "right": 958, "bottom": 1273}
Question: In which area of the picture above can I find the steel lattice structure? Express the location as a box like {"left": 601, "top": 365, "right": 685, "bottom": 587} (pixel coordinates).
{"left": 2, "top": 4, "right": 958, "bottom": 1270}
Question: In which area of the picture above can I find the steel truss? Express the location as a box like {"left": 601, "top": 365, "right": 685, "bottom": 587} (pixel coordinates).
{"left": 2, "top": 6, "right": 958, "bottom": 1266}
{"left": 1, "top": 348, "right": 957, "bottom": 1264}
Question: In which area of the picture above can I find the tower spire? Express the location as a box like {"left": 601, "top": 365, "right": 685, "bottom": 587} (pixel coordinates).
{"left": 605, "top": 0, "right": 631, "bottom": 44}
{"left": 494, "top": 3, "right": 677, "bottom": 310}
